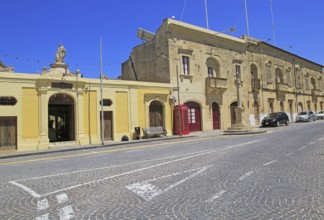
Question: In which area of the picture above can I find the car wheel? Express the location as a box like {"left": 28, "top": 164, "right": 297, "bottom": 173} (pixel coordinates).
{"left": 276, "top": 121, "right": 280, "bottom": 127}
{"left": 285, "top": 120, "right": 289, "bottom": 126}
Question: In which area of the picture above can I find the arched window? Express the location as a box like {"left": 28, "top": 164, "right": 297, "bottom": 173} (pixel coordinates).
{"left": 286, "top": 68, "right": 291, "bottom": 86}
{"left": 311, "top": 77, "right": 316, "bottom": 90}
{"left": 275, "top": 68, "right": 283, "bottom": 84}
{"left": 206, "top": 58, "right": 220, "bottom": 78}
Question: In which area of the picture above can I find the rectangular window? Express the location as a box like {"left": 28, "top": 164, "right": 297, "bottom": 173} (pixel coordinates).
{"left": 235, "top": 65, "right": 241, "bottom": 76}
{"left": 207, "top": 67, "right": 213, "bottom": 77}
{"left": 287, "top": 72, "right": 291, "bottom": 86}
{"left": 182, "top": 56, "right": 189, "bottom": 75}
{"left": 188, "top": 109, "right": 196, "bottom": 123}
{"left": 267, "top": 66, "right": 272, "bottom": 83}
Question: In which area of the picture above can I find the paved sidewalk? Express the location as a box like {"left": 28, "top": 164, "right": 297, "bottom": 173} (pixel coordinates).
{"left": 0, "top": 130, "right": 224, "bottom": 159}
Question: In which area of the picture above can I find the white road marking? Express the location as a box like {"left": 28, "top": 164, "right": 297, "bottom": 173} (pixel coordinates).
{"left": 35, "top": 213, "right": 49, "bottom": 220}
{"left": 11, "top": 140, "right": 264, "bottom": 197}
{"left": 285, "top": 153, "right": 294, "bottom": 156}
{"left": 56, "top": 193, "right": 68, "bottom": 204}
{"left": 263, "top": 160, "right": 277, "bottom": 166}
{"left": 59, "top": 205, "right": 74, "bottom": 220}
{"left": 238, "top": 171, "right": 254, "bottom": 181}
{"left": 309, "top": 142, "right": 315, "bottom": 145}
{"left": 206, "top": 190, "right": 227, "bottom": 203}
{"left": 126, "top": 166, "right": 209, "bottom": 201}
{"left": 319, "top": 137, "right": 324, "bottom": 141}
{"left": 37, "top": 198, "right": 49, "bottom": 211}
{"left": 299, "top": 146, "right": 307, "bottom": 150}
{"left": 126, "top": 182, "right": 161, "bottom": 201}
{"left": 12, "top": 149, "right": 212, "bottom": 182}
{"left": 9, "top": 181, "right": 41, "bottom": 198}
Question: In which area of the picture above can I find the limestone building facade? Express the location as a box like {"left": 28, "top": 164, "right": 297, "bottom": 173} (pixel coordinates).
{"left": 122, "top": 18, "right": 324, "bottom": 131}
{"left": 0, "top": 49, "right": 173, "bottom": 151}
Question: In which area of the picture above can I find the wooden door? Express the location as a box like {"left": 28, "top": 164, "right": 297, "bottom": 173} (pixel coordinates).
{"left": 188, "top": 107, "right": 201, "bottom": 131}
{"left": 101, "top": 111, "right": 113, "bottom": 140}
{"left": 212, "top": 103, "right": 220, "bottom": 129}
{"left": 0, "top": 117, "right": 17, "bottom": 150}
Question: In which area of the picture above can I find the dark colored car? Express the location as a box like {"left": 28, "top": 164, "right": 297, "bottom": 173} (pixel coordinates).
{"left": 261, "top": 112, "right": 289, "bottom": 127}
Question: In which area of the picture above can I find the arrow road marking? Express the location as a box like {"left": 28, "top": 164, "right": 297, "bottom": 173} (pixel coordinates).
{"left": 10, "top": 140, "right": 264, "bottom": 198}
{"left": 238, "top": 171, "right": 254, "bottom": 181}
{"left": 263, "top": 160, "right": 277, "bottom": 166}
{"left": 206, "top": 190, "right": 227, "bottom": 203}
{"left": 126, "top": 166, "right": 210, "bottom": 201}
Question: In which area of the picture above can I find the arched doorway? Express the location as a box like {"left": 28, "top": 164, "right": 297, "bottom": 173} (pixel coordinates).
{"left": 298, "top": 102, "right": 303, "bottom": 113}
{"left": 212, "top": 102, "right": 220, "bottom": 130}
{"left": 253, "top": 101, "right": 260, "bottom": 125}
{"left": 149, "top": 101, "right": 163, "bottom": 127}
{"left": 185, "top": 101, "right": 202, "bottom": 132}
{"left": 230, "top": 101, "right": 238, "bottom": 125}
{"left": 48, "top": 94, "right": 75, "bottom": 142}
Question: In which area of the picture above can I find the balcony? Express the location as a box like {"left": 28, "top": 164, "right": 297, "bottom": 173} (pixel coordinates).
{"left": 206, "top": 77, "right": 227, "bottom": 94}
{"left": 251, "top": 79, "right": 261, "bottom": 92}
{"left": 312, "top": 89, "right": 322, "bottom": 96}
{"left": 276, "top": 83, "right": 289, "bottom": 92}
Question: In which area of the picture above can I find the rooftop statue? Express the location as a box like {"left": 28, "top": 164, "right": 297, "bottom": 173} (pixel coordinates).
{"left": 55, "top": 43, "right": 66, "bottom": 63}
{"left": 0, "top": 60, "right": 14, "bottom": 72}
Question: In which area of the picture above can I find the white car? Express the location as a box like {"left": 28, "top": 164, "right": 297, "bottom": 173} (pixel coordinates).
{"left": 316, "top": 110, "right": 324, "bottom": 120}
{"left": 296, "top": 111, "right": 316, "bottom": 122}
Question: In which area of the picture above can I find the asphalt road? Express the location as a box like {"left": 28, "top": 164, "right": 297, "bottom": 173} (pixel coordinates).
{"left": 0, "top": 121, "right": 323, "bottom": 219}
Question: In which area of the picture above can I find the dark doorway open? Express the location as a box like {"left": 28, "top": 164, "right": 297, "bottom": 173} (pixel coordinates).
{"left": 48, "top": 94, "right": 75, "bottom": 142}
{"left": 149, "top": 101, "right": 163, "bottom": 127}
{"left": 230, "top": 101, "right": 238, "bottom": 125}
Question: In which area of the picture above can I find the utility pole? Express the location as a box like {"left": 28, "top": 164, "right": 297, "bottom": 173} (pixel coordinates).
{"left": 100, "top": 37, "right": 104, "bottom": 145}
{"left": 204, "top": 0, "right": 209, "bottom": 29}
{"left": 244, "top": 0, "right": 250, "bottom": 36}
{"left": 176, "top": 65, "right": 182, "bottom": 137}
{"left": 270, "top": 0, "right": 276, "bottom": 45}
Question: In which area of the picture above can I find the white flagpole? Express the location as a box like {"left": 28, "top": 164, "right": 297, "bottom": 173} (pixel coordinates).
{"left": 244, "top": 0, "right": 250, "bottom": 36}
{"left": 204, "top": 0, "right": 209, "bottom": 29}
{"left": 270, "top": 0, "right": 276, "bottom": 45}
{"left": 100, "top": 36, "right": 104, "bottom": 145}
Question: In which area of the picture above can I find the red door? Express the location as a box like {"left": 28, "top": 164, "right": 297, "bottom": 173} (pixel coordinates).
{"left": 186, "top": 102, "right": 201, "bottom": 131}
{"left": 212, "top": 103, "right": 220, "bottom": 129}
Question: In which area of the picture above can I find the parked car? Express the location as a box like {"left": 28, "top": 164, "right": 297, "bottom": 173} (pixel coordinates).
{"left": 316, "top": 110, "right": 324, "bottom": 120}
{"left": 295, "top": 111, "right": 316, "bottom": 122}
{"left": 261, "top": 112, "right": 289, "bottom": 127}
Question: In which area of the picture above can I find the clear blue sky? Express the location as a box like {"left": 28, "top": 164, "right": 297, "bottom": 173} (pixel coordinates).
{"left": 1, "top": 0, "right": 323, "bottom": 79}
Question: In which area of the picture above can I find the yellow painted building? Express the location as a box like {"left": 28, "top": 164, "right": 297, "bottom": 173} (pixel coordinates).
{"left": 122, "top": 18, "right": 324, "bottom": 131}
{"left": 0, "top": 59, "right": 173, "bottom": 151}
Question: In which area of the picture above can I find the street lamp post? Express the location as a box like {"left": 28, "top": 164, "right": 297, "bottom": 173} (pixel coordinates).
{"left": 176, "top": 65, "right": 182, "bottom": 137}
